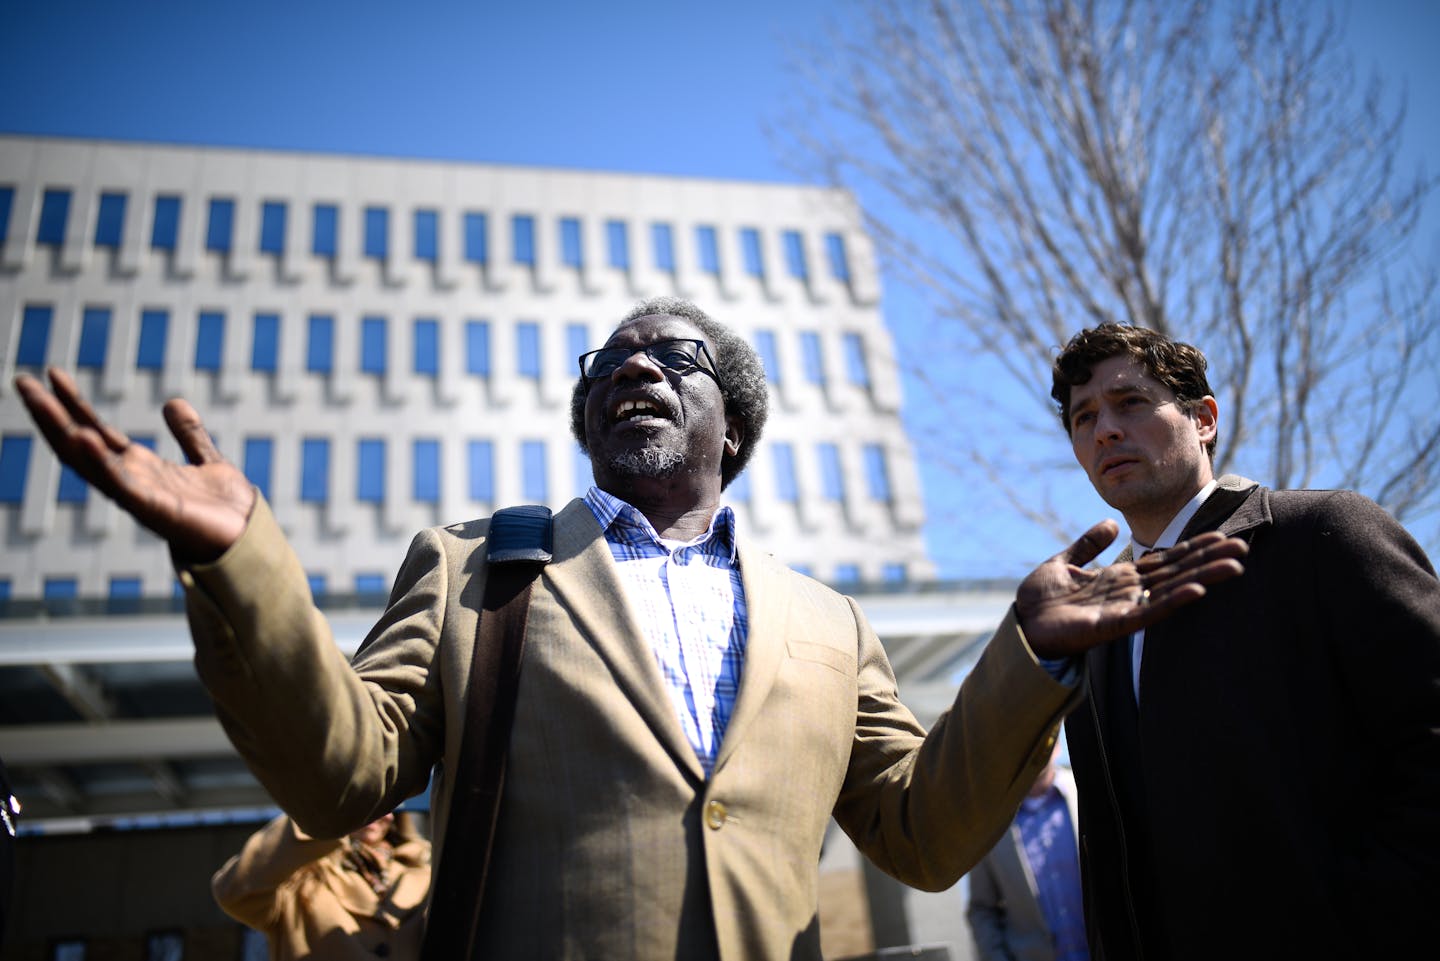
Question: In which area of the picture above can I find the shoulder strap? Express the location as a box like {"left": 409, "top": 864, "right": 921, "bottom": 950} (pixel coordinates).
{"left": 420, "top": 504, "right": 552, "bottom": 960}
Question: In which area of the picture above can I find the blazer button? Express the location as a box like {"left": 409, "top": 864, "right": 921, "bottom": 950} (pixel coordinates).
{"left": 705, "top": 800, "right": 728, "bottom": 830}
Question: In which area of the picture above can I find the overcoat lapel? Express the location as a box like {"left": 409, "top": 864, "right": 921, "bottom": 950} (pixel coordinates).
{"left": 539, "top": 499, "right": 704, "bottom": 780}
{"left": 711, "top": 543, "right": 791, "bottom": 775}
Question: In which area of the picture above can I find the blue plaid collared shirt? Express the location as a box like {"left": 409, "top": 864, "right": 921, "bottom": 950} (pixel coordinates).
{"left": 583, "top": 486, "right": 748, "bottom": 776}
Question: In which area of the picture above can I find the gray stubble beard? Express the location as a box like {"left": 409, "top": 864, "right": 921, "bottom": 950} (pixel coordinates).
{"left": 607, "top": 446, "right": 687, "bottom": 479}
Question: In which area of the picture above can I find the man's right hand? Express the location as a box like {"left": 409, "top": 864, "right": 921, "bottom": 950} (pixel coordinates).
{"left": 14, "top": 367, "right": 256, "bottom": 564}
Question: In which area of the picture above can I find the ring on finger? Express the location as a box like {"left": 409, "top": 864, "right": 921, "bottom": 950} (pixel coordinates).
{"left": 1137, "top": 588, "right": 1151, "bottom": 607}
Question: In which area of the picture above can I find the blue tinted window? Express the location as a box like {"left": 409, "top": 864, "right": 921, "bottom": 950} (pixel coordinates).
{"left": 17, "top": 305, "right": 52, "bottom": 367}
{"left": 883, "top": 562, "right": 906, "bottom": 584}
{"left": 463, "top": 212, "right": 488, "bottom": 264}
{"left": 517, "top": 322, "right": 540, "bottom": 378}
{"left": 727, "top": 469, "right": 751, "bottom": 502}
{"left": 566, "top": 323, "right": 589, "bottom": 368}
{"left": 243, "top": 437, "right": 273, "bottom": 500}
{"left": 0, "top": 436, "right": 32, "bottom": 503}
{"left": 825, "top": 232, "right": 850, "bottom": 281}
{"left": 651, "top": 222, "right": 674, "bottom": 272}
{"left": 357, "top": 438, "right": 385, "bottom": 502}
{"left": 312, "top": 204, "right": 338, "bottom": 256}
{"left": 195, "top": 311, "right": 225, "bottom": 370}
{"left": 300, "top": 438, "right": 330, "bottom": 502}
{"left": 696, "top": 225, "right": 719, "bottom": 274}
{"left": 132, "top": 435, "right": 157, "bottom": 452}
{"left": 206, "top": 198, "right": 234, "bottom": 252}
{"left": 773, "top": 443, "right": 798, "bottom": 502}
{"left": 522, "top": 440, "right": 548, "bottom": 502}
{"left": 259, "top": 201, "right": 286, "bottom": 254}
{"left": 740, "top": 228, "right": 764, "bottom": 277}
{"left": 364, "top": 207, "right": 389, "bottom": 259}
{"left": 360, "top": 316, "right": 387, "bottom": 374}
{"left": 413, "top": 439, "right": 440, "bottom": 503}
{"left": 307, "top": 573, "right": 326, "bottom": 599}
{"left": 783, "top": 230, "right": 808, "bottom": 279}
{"left": 355, "top": 573, "right": 387, "bottom": 597}
{"left": 151, "top": 196, "right": 181, "bottom": 249}
{"left": 512, "top": 215, "right": 535, "bottom": 265}
{"left": 44, "top": 577, "right": 78, "bottom": 601}
{"left": 800, "top": 332, "right": 824, "bottom": 385}
{"left": 414, "top": 209, "right": 438, "bottom": 262}
{"left": 0, "top": 187, "right": 13, "bottom": 245}
{"left": 468, "top": 440, "right": 494, "bottom": 501}
{"left": 37, "top": 189, "right": 70, "bottom": 245}
{"left": 77, "top": 307, "right": 111, "bottom": 368}
{"left": 606, "top": 220, "right": 629, "bottom": 269}
{"left": 0, "top": 579, "right": 9, "bottom": 604}
{"left": 465, "top": 320, "right": 490, "bottom": 375}
{"left": 573, "top": 448, "right": 592, "bottom": 497}
{"left": 108, "top": 577, "right": 142, "bottom": 613}
{"left": 251, "top": 313, "right": 280, "bottom": 372}
{"left": 95, "top": 193, "right": 127, "bottom": 247}
{"left": 560, "top": 217, "right": 582, "bottom": 268}
{"left": 834, "top": 564, "right": 860, "bottom": 584}
{"left": 791, "top": 564, "right": 813, "bottom": 578}
{"left": 818, "top": 443, "right": 844, "bottom": 500}
{"left": 864, "top": 444, "right": 891, "bottom": 500}
{"left": 842, "top": 332, "right": 869, "bottom": 386}
{"left": 754, "top": 330, "right": 779, "bottom": 384}
{"left": 306, "top": 315, "right": 334, "bottom": 373}
{"left": 137, "top": 309, "right": 169, "bottom": 370}
{"left": 57, "top": 465, "right": 88, "bottom": 503}
{"left": 413, "top": 318, "right": 439, "bottom": 376}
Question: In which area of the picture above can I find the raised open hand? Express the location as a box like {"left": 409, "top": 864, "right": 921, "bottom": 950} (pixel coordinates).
{"left": 14, "top": 367, "right": 256, "bottom": 563}
{"left": 1016, "top": 519, "right": 1248, "bottom": 660}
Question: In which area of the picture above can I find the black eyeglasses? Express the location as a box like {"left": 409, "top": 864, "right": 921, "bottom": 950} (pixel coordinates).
{"left": 577, "top": 339, "right": 723, "bottom": 390}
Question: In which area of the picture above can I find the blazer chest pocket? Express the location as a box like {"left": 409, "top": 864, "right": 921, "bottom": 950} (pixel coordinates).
{"left": 786, "top": 638, "right": 856, "bottom": 676}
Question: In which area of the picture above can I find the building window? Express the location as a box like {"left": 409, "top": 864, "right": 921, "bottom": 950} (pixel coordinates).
{"left": 754, "top": 330, "right": 779, "bottom": 384}
{"left": 783, "top": 230, "right": 808, "bottom": 280}
{"left": 606, "top": 219, "right": 629, "bottom": 269}
{"left": 95, "top": 192, "right": 127, "bottom": 247}
{"left": 0, "top": 579, "right": 10, "bottom": 605}
{"left": 560, "top": 217, "right": 582, "bottom": 268}
{"left": 863, "top": 444, "right": 891, "bottom": 501}
{"left": 468, "top": 439, "right": 494, "bottom": 501}
{"left": 77, "top": 307, "right": 111, "bottom": 369}
{"left": 511, "top": 214, "right": 535, "bottom": 265}
{"left": 0, "top": 186, "right": 13, "bottom": 245}
{"left": 522, "top": 440, "right": 548, "bottom": 502}
{"left": 883, "top": 562, "right": 906, "bottom": 584}
{"left": 206, "top": 198, "right": 235, "bottom": 252}
{"left": 791, "top": 563, "right": 813, "bottom": 578}
{"left": 360, "top": 316, "right": 388, "bottom": 374}
{"left": 800, "top": 332, "right": 825, "bottom": 385}
{"left": 137, "top": 309, "right": 169, "bottom": 370}
{"left": 573, "top": 447, "right": 592, "bottom": 497}
{"left": 132, "top": 435, "right": 157, "bottom": 452}
{"left": 195, "top": 311, "right": 225, "bottom": 371}
{"left": 0, "top": 436, "right": 33, "bottom": 503}
{"left": 151, "top": 195, "right": 181, "bottom": 250}
{"left": 465, "top": 320, "right": 490, "bottom": 376}
{"left": 463, "top": 212, "right": 488, "bottom": 264}
{"left": 414, "top": 209, "right": 438, "bottom": 262}
{"left": 57, "top": 464, "right": 88, "bottom": 503}
{"left": 357, "top": 438, "right": 385, "bottom": 503}
{"left": 306, "top": 314, "right": 335, "bottom": 373}
{"left": 834, "top": 563, "right": 860, "bottom": 585}
{"left": 413, "top": 439, "right": 440, "bottom": 503}
{"left": 307, "top": 573, "right": 326, "bottom": 600}
{"left": 251, "top": 313, "right": 280, "bottom": 372}
{"left": 50, "top": 937, "right": 85, "bottom": 959}
{"left": 517, "top": 322, "right": 540, "bottom": 378}
{"left": 825, "top": 232, "right": 850, "bottom": 281}
{"left": 842, "top": 332, "right": 869, "bottom": 387}
{"left": 740, "top": 227, "right": 764, "bottom": 278}
{"left": 363, "top": 206, "right": 389, "bottom": 259}
{"left": 696, "top": 225, "right": 719, "bottom": 275}
{"left": 300, "top": 438, "right": 330, "bottom": 502}
{"left": 773, "top": 442, "right": 798, "bottom": 503}
{"left": 108, "top": 577, "right": 143, "bottom": 614}
{"left": 413, "top": 318, "right": 439, "bottom": 376}
{"left": 37, "top": 188, "right": 70, "bottom": 245}
{"left": 566, "top": 322, "right": 589, "bottom": 368}
{"left": 16, "top": 304, "right": 52, "bottom": 367}
{"left": 312, "top": 203, "right": 338, "bottom": 256}
{"left": 144, "top": 930, "right": 184, "bottom": 961}
{"left": 651, "top": 222, "right": 675, "bottom": 272}
{"left": 259, "top": 201, "right": 286, "bottom": 254}
{"left": 355, "top": 573, "right": 388, "bottom": 598}
{"left": 818, "top": 443, "right": 844, "bottom": 500}
{"left": 727, "top": 470, "right": 751, "bottom": 502}
{"left": 243, "top": 437, "right": 273, "bottom": 500}
{"left": 44, "top": 577, "right": 78, "bottom": 602}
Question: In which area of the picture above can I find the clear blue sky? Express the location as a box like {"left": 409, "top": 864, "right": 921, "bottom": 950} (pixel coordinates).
{"left": 3, "top": 0, "right": 1436, "bottom": 578}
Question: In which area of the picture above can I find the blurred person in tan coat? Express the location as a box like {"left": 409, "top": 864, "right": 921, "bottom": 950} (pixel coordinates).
{"left": 213, "top": 810, "right": 430, "bottom": 960}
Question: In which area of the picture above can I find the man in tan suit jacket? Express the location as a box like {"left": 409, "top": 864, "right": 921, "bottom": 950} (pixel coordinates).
{"left": 15, "top": 297, "right": 1245, "bottom": 960}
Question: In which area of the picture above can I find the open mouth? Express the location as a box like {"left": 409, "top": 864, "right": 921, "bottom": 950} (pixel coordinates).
{"left": 612, "top": 397, "right": 672, "bottom": 424}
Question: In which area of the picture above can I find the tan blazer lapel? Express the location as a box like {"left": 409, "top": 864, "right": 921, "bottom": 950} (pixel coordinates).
{"left": 711, "top": 543, "right": 791, "bottom": 775}
{"left": 541, "top": 500, "right": 704, "bottom": 780}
